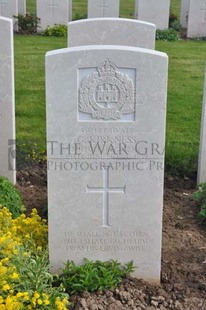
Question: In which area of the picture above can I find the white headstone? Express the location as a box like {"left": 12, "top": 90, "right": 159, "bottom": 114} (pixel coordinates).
{"left": 0, "top": 0, "right": 18, "bottom": 21}
{"left": 88, "top": 0, "right": 119, "bottom": 18}
{"left": 46, "top": 45, "right": 168, "bottom": 284}
{"left": 136, "top": 0, "right": 170, "bottom": 30}
{"left": 187, "top": 0, "right": 206, "bottom": 38}
{"left": 18, "top": 0, "right": 26, "bottom": 15}
{"left": 180, "top": 0, "right": 190, "bottom": 28}
{"left": 135, "top": 0, "right": 139, "bottom": 19}
{"left": 197, "top": 67, "right": 206, "bottom": 183}
{"left": 69, "top": 0, "right": 72, "bottom": 21}
{"left": 0, "top": 17, "right": 16, "bottom": 184}
{"left": 68, "top": 18, "right": 156, "bottom": 49}
{"left": 37, "top": 0, "right": 71, "bottom": 31}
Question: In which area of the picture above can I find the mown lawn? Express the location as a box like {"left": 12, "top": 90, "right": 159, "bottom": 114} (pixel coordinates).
{"left": 15, "top": 0, "right": 206, "bottom": 176}
{"left": 156, "top": 41, "right": 205, "bottom": 175}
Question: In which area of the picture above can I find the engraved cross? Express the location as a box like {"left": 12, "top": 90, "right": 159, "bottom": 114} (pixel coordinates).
{"left": 47, "top": 0, "right": 58, "bottom": 18}
{"left": 87, "top": 167, "right": 126, "bottom": 227}
{"left": 0, "top": 0, "right": 7, "bottom": 15}
{"left": 99, "top": 0, "right": 109, "bottom": 17}
{"left": 200, "top": 1, "right": 206, "bottom": 21}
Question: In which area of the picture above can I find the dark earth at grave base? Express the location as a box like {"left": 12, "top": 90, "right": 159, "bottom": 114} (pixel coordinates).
{"left": 16, "top": 165, "right": 206, "bottom": 310}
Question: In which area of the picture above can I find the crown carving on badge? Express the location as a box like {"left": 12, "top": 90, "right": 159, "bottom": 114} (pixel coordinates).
{"left": 97, "top": 59, "right": 117, "bottom": 77}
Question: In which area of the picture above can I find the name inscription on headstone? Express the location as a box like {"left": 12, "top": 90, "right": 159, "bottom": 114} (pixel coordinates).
{"left": 48, "top": 132, "right": 164, "bottom": 168}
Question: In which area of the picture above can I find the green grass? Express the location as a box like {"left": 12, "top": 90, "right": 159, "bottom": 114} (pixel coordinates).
{"left": 15, "top": 0, "right": 206, "bottom": 176}
{"left": 15, "top": 36, "right": 67, "bottom": 147}
{"left": 156, "top": 40, "right": 205, "bottom": 175}
{"left": 26, "top": 0, "right": 36, "bottom": 14}
{"left": 170, "top": 0, "right": 180, "bottom": 18}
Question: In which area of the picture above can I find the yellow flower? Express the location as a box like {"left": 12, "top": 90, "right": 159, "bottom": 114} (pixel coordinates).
{"left": 1, "top": 258, "right": 9, "bottom": 264}
{"left": 16, "top": 292, "right": 24, "bottom": 298}
{"left": 0, "top": 207, "right": 68, "bottom": 310}
{"left": 23, "top": 292, "right": 29, "bottom": 301}
{"left": 35, "top": 292, "right": 40, "bottom": 298}
{"left": 55, "top": 297, "right": 69, "bottom": 310}
{"left": 10, "top": 272, "right": 19, "bottom": 280}
{"left": 0, "top": 296, "right": 3, "bottom": 304}
{"left": 0, "top": 266, "right": 7, "bottom": 275}
{"left": 44, "top": 299, "right": 50, "bottom": 305}
{"left": 37, "top": 299, "right": 43, "bottom": 305}
{"left": 31, "top": 297, "right": 36, "bottom": 307}
{"left": 2, "top": 284, "right": 10, "bottom": 291}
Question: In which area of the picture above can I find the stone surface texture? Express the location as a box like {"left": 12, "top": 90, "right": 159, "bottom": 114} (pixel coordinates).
{"left": 135, "top": 0, "right": 138, "bottom": 19}
{"left": 88, "top": 0, "right": 119, "bottom": 18}
{"left": 0, "top": 0, "right": 18, "bottom": 18}
{"left": 187, "top": 0, "right": 206, "bottom": 38}
{"left": 0, "top": 17, "right": 16, "bottom": 184}
{"left": 136, "top": 0, "right": 170, "bottom": 30}
{"left": 37, "top": 0, "right": 71, "bottom": 31}
{"left": 197, "top": 66, "right": 206, "bottom": 183}
{"left": 46, "top": 45, "right": 168, "bottom": 284}
{"left": 18, "top": 0, "right": 26, "bottom": 15}
{"left": 69, "top": 0, "right": 72, "bottom": 22}
{"left": 180, "top": 0, "right": 189, "bottom": 28}
{"left": 68, "top": 18, "right": 156, "bottom": 49}
{"left": 0, "top": 0, "right": 18, "bottom": 28}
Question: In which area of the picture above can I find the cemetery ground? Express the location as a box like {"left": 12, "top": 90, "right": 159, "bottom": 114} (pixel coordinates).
{"left": 12, "top": 33, "right": 206, "bottom": 308}
{"left": 5, "top": 0, "right": 205, "bottom": 308}
{"left": 16, "top": 156, "right": 206, "bottom": 309}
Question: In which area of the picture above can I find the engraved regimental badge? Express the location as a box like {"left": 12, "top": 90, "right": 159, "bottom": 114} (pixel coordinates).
{"left": 79, "top": 59, "right": 135, "bottom": 120}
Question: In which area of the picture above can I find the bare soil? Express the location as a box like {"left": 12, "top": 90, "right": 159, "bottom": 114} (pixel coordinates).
{"left": 16, "top": 166, "right": 206, "bottom": 310}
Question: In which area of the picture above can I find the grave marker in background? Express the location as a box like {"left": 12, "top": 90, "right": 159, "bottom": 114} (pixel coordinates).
{"left": 135, "top": 0, "right": 138, "bottom": 19}
{"left": 46, "top": 45, "right": 168, "bottom": 284}
{"left": 0, "top": 17, "right": 16, "bottom": 184}
{"left": 180, "top": 0, "right": 189, "bottom": 28}
{"left": 37, "top": 0, "right": 71, "bottom": 31}
{"left": 88, "top": 0, "right": 119, "bottom": 18}
{"left": 187, "top": 0, "right": 206, "bottom": 38}
{"left": 0, "top": 0, "right": 18, "bottom": 26}
{"left": 69, "top": 0, "right": 72, "bottom": 21}
{"left": 136, "top": 0, "right": 170, "bottom": 30}
{"left": 18, "top": 0, "right": 26, "bottom": 15}
{"left": 197, "top": 66, "right": 206, "bottom": 183}
{"left": 68, "top": 18, "right": 156, "bottom": 49}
